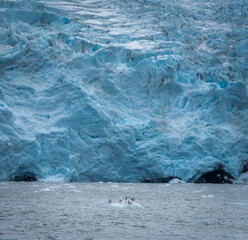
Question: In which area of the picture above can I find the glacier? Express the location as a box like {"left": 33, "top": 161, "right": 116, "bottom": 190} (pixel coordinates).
{"left": 0, "top": 0, "right": 247, "bottom": 183}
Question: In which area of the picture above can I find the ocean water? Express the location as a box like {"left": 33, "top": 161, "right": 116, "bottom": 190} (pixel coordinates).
{"left": 0, "top": 182, "right": 248, "bottom": 240}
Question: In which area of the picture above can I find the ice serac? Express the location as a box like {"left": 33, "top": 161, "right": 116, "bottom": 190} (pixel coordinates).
{"left": 0, "top": 0, "right": 247, "bottom": 182}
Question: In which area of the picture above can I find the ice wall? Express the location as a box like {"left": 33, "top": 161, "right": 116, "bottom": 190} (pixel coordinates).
{"left": 0, "top": 0, "right": 247, "bottom": 182}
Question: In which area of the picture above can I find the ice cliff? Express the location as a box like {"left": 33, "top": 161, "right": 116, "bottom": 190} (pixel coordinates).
{"left": 0, "top": 0, "right": 248, "bottom": 182}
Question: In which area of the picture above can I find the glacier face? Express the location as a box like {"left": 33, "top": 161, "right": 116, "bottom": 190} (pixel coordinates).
{"left": 0, "top": 0, "right": 247, "bottom": 182}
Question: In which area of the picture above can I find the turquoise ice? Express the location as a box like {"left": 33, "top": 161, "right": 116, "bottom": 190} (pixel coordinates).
{"left": 0, "top": 0, "right": 247, "bottom": 182}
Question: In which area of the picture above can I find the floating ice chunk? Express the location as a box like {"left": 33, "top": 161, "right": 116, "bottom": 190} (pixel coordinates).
{"left": 168, "top": 178, "right": 186, "bottom": 184}
{"left": 232, "top": 173, "right": 248, "bottom": 184}
{"left": 109, "top": 202, "right": 144, "bottom": 209}
{"left": 40, "top": 175, "right": 65, "bottom": 183}
{"left": 108, "top": 196, "right": 143, "bottom": 208}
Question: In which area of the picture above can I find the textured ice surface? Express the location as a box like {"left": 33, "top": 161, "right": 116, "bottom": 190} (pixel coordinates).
{"left": 233, "top": 172, "right": 248, "bottom": 184}
{"left": 0, "top": 0, "right": 248, "bottom": 182}
{"left": 168, "top": 178, "right": 186, "bottom": 184}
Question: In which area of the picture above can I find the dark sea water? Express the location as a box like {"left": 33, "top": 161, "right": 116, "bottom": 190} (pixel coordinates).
{"left": 0, "top": 182, "right": 248, "bottom": 240}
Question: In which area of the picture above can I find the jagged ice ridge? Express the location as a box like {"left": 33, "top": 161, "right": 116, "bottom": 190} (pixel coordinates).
{"left": 0, "top": 0, "right": 248, "bottom": 182}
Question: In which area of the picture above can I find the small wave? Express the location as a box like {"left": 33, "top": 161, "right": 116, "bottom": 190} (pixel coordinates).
{"left": 40, "top": 188, "right": 52, "bottom": 192}
{"left": 71, "top": 189, "right": 81, "bottom": 193}
{"left": 201, "top": 195, "right": 214, "bottom": 198}
{"left": 229, "top": 202, "right": 248, "bottom": 207}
